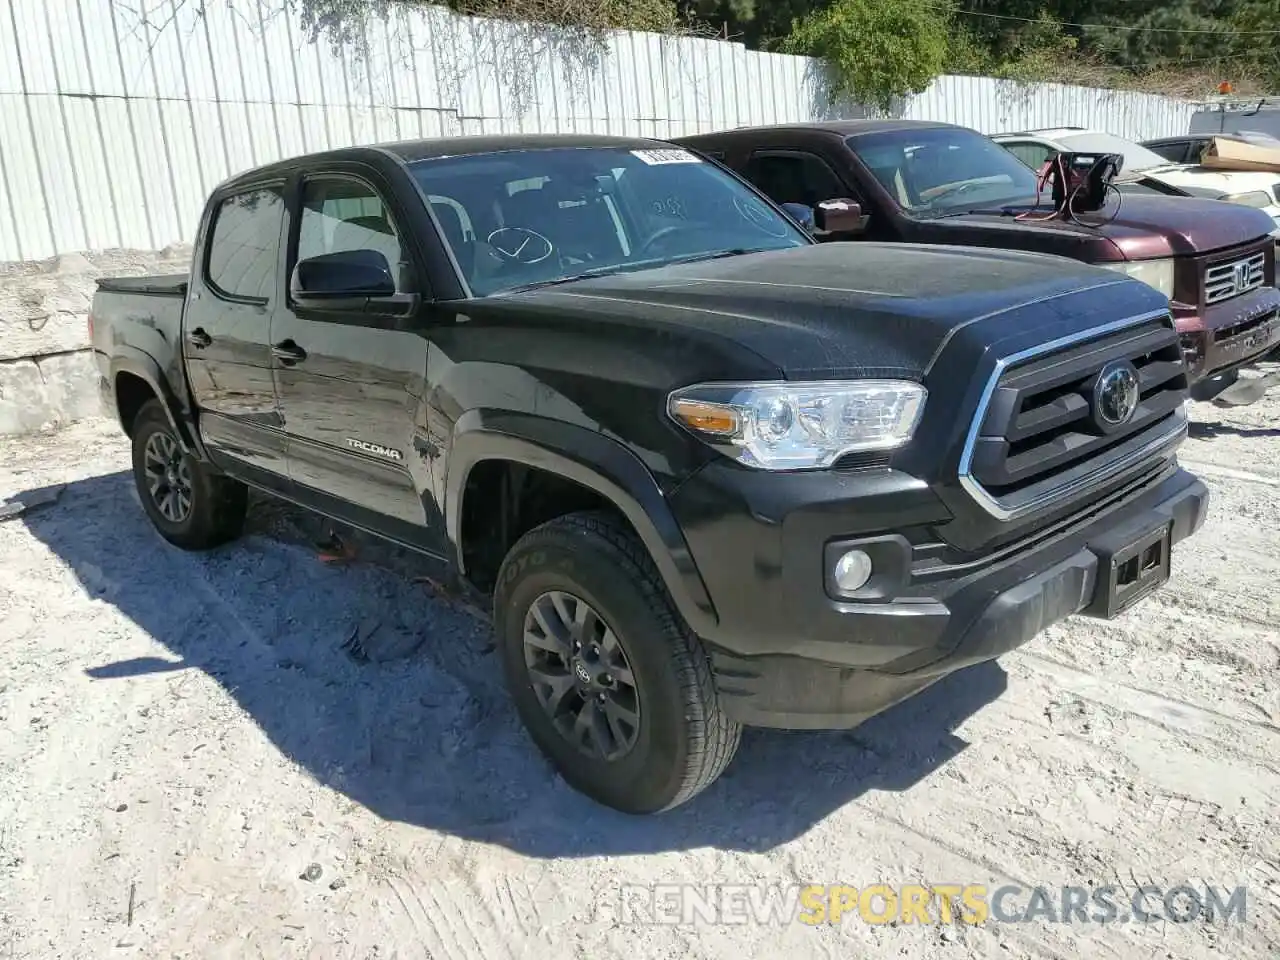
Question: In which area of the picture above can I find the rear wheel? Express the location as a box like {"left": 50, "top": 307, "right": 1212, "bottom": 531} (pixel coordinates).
{"left": 494, "top": 511, "right": 741, "bottom": 813}
{"left": 130, "top": 399, "right": 247, "bottom": 550}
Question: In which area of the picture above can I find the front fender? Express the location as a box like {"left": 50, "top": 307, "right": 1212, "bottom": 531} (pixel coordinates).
{"left": 444, "top": 410, "right": 719, "bottom": 637}
{"left": 109, "top": 348, "right": 208, "bottom": 459}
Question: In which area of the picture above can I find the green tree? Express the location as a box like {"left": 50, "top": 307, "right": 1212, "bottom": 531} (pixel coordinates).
{"left": 681, "top": 0, "right": 818, "bottom": 46}
{"left": 781, "top": 0, "right": 951, "bottom": 112}
{"left": 1227, "top": 0, "right": 1280, "bottom": 88}
{"left": 291, "top": 0, "right": 681, "bottom": 41}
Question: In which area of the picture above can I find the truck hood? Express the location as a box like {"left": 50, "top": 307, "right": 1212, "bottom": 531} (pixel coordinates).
{"left": 1145, "top": 166, "right": 1280, "bottom": 222}
{"left": 499, "top": 242, "right": 1168, "bottom": 380}
{"left": 923, "top": 193, "right": 1274, "bottom": 260}
{"left": 1142, "top": 164, "right": 1280, "bottom": 196}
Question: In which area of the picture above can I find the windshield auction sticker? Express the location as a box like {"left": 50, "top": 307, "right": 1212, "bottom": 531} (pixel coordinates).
{"left": 631, "top": 148, "right": 702, "bottom": 165}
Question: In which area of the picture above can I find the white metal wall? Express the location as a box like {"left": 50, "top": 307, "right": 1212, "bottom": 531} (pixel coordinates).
{"left": 902, "top": 74, "right": 1196, "bottom": 141}
{"left": 0, "top": 0, "right": 1197, "bottom": 262}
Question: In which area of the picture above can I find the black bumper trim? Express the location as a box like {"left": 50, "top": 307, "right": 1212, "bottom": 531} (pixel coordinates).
{"left": 708, "top": 469, "right": 1209, "bottom": 729}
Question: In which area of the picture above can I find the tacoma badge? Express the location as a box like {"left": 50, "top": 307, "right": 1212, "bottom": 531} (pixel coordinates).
{"left": 346, "top": 438, "right": 404, "bottom": 461}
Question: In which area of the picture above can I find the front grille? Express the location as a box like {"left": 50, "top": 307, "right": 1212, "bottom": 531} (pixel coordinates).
{"left": 1214, "top": 311, "right": 1276, "bottom": 343}
{"left": 960, "top": 314, "right": 1188, "bottom": 520}
{"left": 1205, "top": 250, "right": 1265, "bottom": 305}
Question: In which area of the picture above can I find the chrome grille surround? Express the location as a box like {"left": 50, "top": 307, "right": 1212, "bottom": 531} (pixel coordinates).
{"left": 958, "top": 310, "right": 1190, "bottom": 522}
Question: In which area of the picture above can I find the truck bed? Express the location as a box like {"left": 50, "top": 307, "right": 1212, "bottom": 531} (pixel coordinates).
{"left": 90, "top": 275, "right": 188, "bottom": 383}
{"left": 95, "top": 274, "right": 188, "bottom": 297}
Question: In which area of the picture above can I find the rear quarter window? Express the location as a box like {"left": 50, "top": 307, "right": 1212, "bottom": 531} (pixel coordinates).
{"left": 205, "top": 187, "right": 284, "bottom": 301}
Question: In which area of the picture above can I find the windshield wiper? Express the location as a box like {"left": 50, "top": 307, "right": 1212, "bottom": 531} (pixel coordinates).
{"left": 500, "top": 262, "right": 643, "bottom": 293}
{"left": 663, "top": 246, "right": 777, "bottom": 265}
{"left": 929, "top": 200, "right": 1041, "bottom": 219}
{"left": 499, "top": 247, "right": 778, "bottom": 294}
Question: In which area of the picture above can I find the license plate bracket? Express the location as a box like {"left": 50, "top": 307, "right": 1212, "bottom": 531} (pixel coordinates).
{"left": 1091, "top": 522, "right": 1172, "bottom": 618}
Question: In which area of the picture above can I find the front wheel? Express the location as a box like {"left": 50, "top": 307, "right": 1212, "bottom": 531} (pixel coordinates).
{"left": 130, "top": 399, "right": 247, "bottom": 550}
{"left": 494, "top": 511, "right": 741, "bottom": 813}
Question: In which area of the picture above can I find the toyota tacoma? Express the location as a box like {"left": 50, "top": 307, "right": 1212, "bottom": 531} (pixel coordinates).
{"left": 90, "top": 134, "right": 1209, "bottom": 813}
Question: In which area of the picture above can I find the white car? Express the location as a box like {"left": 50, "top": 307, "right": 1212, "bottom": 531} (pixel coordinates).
{"left": 992, "top": 128, "right": 1280, "bottom": 228}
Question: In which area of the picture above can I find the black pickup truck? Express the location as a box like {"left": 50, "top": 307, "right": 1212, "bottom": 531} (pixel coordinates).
{"left": 91, "top": 134, "right": 1208, "bottom": 813}
{"left": 676, "top": 121, "right": 1280, "bottom": 405}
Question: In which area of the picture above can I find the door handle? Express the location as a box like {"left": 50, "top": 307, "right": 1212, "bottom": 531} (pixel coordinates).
{"left": 187, "top": 327, "right": 212, "bottom": 349}
{"left": 272, "top": 340, "right": 307, "bottom": 365}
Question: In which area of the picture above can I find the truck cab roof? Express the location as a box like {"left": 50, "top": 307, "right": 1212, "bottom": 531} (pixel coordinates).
{"left": 216, "top": 133, "right": 683, "bottom": 192}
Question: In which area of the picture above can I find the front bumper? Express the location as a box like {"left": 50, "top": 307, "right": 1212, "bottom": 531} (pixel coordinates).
{"left": 675, "top": 465, "right": 1208, "bottom": 729}
{"left": 1174, "top": 285, "right": 1280, "bottom": 385}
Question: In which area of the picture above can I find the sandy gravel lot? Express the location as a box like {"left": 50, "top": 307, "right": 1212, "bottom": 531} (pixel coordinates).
{"left": 1, "top": 380, "right": 1278, "bottom": 960}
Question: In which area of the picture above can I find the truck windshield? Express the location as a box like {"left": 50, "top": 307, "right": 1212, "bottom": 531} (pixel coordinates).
{"left": 407, "top": 146, "right": 808, "bottom": 295}
{"left": 849, "top": 128, "right": 1041, "bottom": 217}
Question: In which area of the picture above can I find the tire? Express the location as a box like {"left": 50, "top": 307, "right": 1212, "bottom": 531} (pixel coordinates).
{"left": 493, "top": 510, "right": 741, "bottom": 813}
{"left": 130, "top": 399, "right": 248, "bottom": 550}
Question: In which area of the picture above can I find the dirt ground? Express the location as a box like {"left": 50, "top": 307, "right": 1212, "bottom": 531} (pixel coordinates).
{"left": 0, "top": 378, "right": 1278, "bottom": 960}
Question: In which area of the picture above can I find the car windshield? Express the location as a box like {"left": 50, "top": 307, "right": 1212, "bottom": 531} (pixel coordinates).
{"left": 1056, "top": 133, "right": 1172, "bottom": 174}
{"left": 848, "top": 128, "right": 1041, "bottom": 217}
{"left": 406, "top": 146, "right": 808, "bottom": 296}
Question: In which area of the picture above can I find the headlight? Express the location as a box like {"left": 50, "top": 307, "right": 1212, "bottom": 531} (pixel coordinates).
{"left": 1099, "top": 258, "right": 1175, "bottom": 298}
{"left": 1221, "top": 190, "right": 1274, "bottom": 209}
{"left": 667, "top": 380, "right": 926, "bottom": 470}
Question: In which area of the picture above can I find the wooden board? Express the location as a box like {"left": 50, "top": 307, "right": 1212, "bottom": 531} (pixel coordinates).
{"left": 1201, "top": 136, "right": 1280, "bottom": 173}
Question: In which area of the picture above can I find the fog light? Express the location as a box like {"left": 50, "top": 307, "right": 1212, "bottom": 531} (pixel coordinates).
{"left": 833, "top": 549, "right": 873, "bottom": 594}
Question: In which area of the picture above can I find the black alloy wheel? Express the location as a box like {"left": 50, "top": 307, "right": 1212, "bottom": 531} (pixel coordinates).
{"left": 142, "top": 429, "right": 194, "bottom": 524}
{"left": 522, "top": 589, "right": 642, "bottom": 762}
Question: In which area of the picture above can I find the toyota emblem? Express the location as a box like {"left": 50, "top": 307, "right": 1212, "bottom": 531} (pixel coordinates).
{"left": 1093, "top": 360, "right": 1141, "bottom": 428}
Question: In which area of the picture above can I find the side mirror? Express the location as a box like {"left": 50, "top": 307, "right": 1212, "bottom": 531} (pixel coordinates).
{"left": 291, "top": 248, "right": 396, "bottom": 300}
{"left": 814, "top": 198, "right": 867, "bottom": 235}
{"left": 780, "top": 202, "right": 817, "bottom": 231}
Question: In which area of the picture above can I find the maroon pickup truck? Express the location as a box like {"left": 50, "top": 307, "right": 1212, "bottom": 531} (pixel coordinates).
{"left": 677, "top": 120, "right": 1280, "bottom": 403}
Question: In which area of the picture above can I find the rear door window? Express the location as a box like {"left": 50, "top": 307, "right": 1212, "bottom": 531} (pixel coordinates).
{"left": 1003, "top": 141, "right": 1054, "bottom": 170}
{"left": 1146, "top": 140, "right": 1190, "bottom": 163}
{"left": 742, "top": 152, "right": 847, "bottom": 207}
{"left": 205, "top": 187, "right": 284, "bottom": 302}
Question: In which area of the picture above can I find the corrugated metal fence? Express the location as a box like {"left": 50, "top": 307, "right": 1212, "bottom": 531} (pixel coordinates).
{"left": 900, "top": 75, "right": 1195, "bottom": 142}
{"left": 1, "top": 0, "right": 1197, "bottom": 262}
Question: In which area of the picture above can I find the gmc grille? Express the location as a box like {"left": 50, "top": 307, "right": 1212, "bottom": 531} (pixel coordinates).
{"left": 1204, "top": 250, "right": 1265, "bottom": 305}
{"left": 960, "top": 314, "right": 1188, "bottom": 520}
